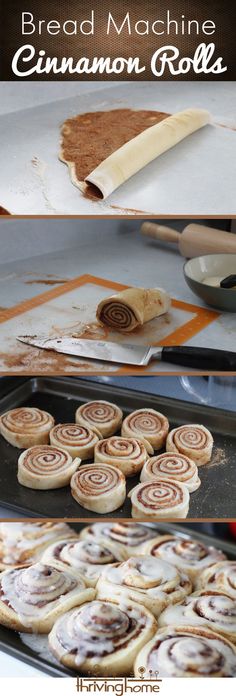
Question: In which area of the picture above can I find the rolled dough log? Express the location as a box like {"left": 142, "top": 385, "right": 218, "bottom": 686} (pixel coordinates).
{"left": 96, "top": 287, "right": 171, "bottom": 333}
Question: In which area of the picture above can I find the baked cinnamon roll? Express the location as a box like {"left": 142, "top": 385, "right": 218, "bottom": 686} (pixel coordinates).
{"left": 122, "top": 408, "right": 169, "bottom": 452}
{"left": 0, "top": 522, "right": 74, "bottom": 571}
{"left": 134, "top": 626, "right": 236, "bottom": 677}
{"left": 140, "top": 453, "right": 200, "bottom": 492}
{"left": 70, "top": 463, "right": 126, "bottom": 513}
{"left": 50, "top": 423, "right": 99, "bottom": 460}
{"left": 129, "top": 479, "right": 190, "bottom": 519}
{"left": 0, "top": 407, "right": 54, "bottom": 448}
{"left": 80, "top": 522, "right": 157, "bottom": 557}
{"left": 75, "top": 400, "right": 122, "bottom": 438}
{"left": 18, "top": 445, "right": 80, "bottom": 489}
{"left": 48, "top": 599, "right": 157, "bottom": 675}
{"left": 96, "top": 555, "right": 192, "bottom": 617}
{"left": 0, "top": 562, "right": 95, "bottom": 633}
{"left": 42, "top": 538, "right": 126, "bottom": 586}
{"left": 166, "top": 424, "right": 213, "bottom": 466}
{"left": 197, "top": 561, "right": 236, "bottom": 599}
{"left": 94, "top": 436, "right": 147, "bottom": 476}
{"left": 143, "top": 535, "right": 227, "bottom": 583}
{"left": 159, "top": 591, "right": 236, "bottom": 644}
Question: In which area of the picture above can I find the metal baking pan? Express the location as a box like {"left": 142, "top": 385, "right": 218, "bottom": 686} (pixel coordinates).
{"left": 0, "top": 521, "right": 235, "bottom": 677}
{"left": 0, "top": 376, "right": 236, "bottom": 518}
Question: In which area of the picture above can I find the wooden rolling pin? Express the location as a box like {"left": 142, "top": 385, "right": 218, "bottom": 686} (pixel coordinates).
{"left": 141, "top": 222, "right": 236, "bottom": 258}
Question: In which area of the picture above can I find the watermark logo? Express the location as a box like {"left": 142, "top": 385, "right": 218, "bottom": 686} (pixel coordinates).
{"left": 76, "top": 668, "right": 162, "bottom": 694}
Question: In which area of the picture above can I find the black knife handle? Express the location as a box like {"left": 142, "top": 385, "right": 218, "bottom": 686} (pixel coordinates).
{"left": 162, "top": 346, "right": 236, "bottom": 371}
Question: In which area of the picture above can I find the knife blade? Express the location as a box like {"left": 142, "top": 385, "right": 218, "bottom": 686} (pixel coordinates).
{"left": 16, "top": 335, "right": 236, "bottom": 371}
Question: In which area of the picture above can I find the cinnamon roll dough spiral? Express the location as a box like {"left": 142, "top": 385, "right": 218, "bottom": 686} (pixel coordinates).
{"left": 50, "top": 423, "right": 100, "bottom": 460}
{"left": 143, "top": 535, "right": 227, "bottom": 584}
{"left": 48, "top": 599, "right": 157, "bottom": 675}
{"left": 97, "top": 555, "right": 191, "bottom": 618}
{"left": 96, "top": 287, "right": 170, "bottom": 333}
{"left": 166, "top": 423, "right": 213, "bottom": 466}
{"left": 0, "top": 407, "right": 54, "bottom": 449}
{"left": 158, "top": 591, "right": 236, "bottom": 644}
{"left": 42, "top": 538, "right": 127, "bottom": 586}
{"left": 129, "top": 479, "right": 190, "bottom": 519}
{"left": 80, "top": 522, "right": 157, "bottom": 557}
{"left": 0, "top": 522, "right": 74, "bottom": 571}
{"left": 18, "top": 445, "right": 80, "bottom": 490}
{"left": 122, "top": 408, "right": 169, "bottom": 452}
{"left": 70, "top": 463, "right": 126, "bottom": 513}
{"left": 94, "top": 436, "right": 147, "bottom": 477}
{"left": 76, "top": 400, "right": 122, "bottom": 438}
{"left": 140, "top": 453, "right": 200, "bottom": 492}
{"left": 134, "top": 626, "right": 236, "bottom": 677}
{"left": 0, "top": 562, "right": 95, "bottom": 633}
{"left": 196, "top": 561, "right": 236, "bottom": 599}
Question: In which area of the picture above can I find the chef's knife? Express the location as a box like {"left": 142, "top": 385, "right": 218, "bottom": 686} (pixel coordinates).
{"left": 17, "top": 336, "right": 236, "bottom": 371}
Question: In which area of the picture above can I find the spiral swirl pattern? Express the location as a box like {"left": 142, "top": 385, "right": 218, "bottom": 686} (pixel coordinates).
{"left": 0, "top": 521, "right": 73, "bottom": 570}
{"left": 18, "top": 445, "right": 79, "bottom": 490}
{"left": 159, "top": 592, "right": 236, "bottom": 642}
{"left": 134, "top": 626, "right": 236, "bottom": 677}
{"left": 42, "top": 538, "right": 126, "bottom": 585}
{"left": 167, "top": 424, "right": 213, "bottom": 465}
{"left": 70, "top": 463, "right": 126, "bottom": 513}
{"left": 1, "top": 562, "right": 77, "bottom": 615}
{"left": 144, "top": 536, "right": 226, "bottom": 582}
{"left": 130, "top": 479, "right": 189, "bottom": 519}
{"left": 141, "top": 453, "right": 200, "bottom": 492}
{"left": 80, "top": 522, "right": 157, "bottom": 555}
{"left": 0, "top": 407, "right": 54, "bottom": 448}
{"left": 122, "top": 409, "right": 169, "bottom": 451}
{"left": 76, "top": 400, "right": 122, "bottom": 437}
{"left": 48, "top": 599, "right": 156, "bottom": 674}
{"left": 95, "top": 436, "right": 147, "bottom": 476}
{"left": 50, "top": 423, "right": 99, "bottom": 459}
{"left": 197, "top": 562, "right": 236, "bottom": 599}
{"left": 99, "top": 302, "right": 136, "bottom": 331}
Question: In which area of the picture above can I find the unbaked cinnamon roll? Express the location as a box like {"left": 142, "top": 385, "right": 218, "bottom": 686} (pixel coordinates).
{"left": 42, "top": 538, "right": 127, "bottom": 586}
{"left": 70, "top": 463, "right": 126, "bottom": 513}
{"left": 134, "top": 626, "right": 236, "bottom": 677}
{"left": 0, "top": 407, "right": 54, "bottom": 449}
{"left": 94, "top": 436, "right": 147, "bottom": 476}
{"left": 166, "top": 423, "right": 213, "bottom": 466}
{"left": 197, "top": 561, "right": 236, "bottom": 599}
{"left": 48, "top": 599, "right": 157, "bottom": 675}
{"left": 96, "top": 287, "right": 170, "bottom": 333}
{"left": 0, "top": 522, "right": 74, "bottom": 571}
{"left": 122, "top": 408, "right": 169, "bottom": 452}
{"left": 143, "top": 535, "right": 227, "bottom": 583}
{"left": 140, "top": 453, "right": 200, "bottom": 492}
{"left": 50, "top": 423, "right": 99, "bottom": 460}
{"left": 129, "top": 479, "right": 189, "bottom": 519}
{"left": 96, "top": 555, "right": 192, "bottom": 617}
{"left": 18, "top": 445, "right": 80, "bottom": 489}
{"left": 158, "top": 591, "right": 236, "bottom": 644}
{"left": 0, "top": 562, "right": 95, "bottom": 633}
{"left": 75, "top": 400, "right": 122, "bottom": 438}
{"left": 80, "top": 522, "right": 157, "bottom": 557}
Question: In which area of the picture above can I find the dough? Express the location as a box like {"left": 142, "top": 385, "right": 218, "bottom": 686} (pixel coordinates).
{"left": 96, "top": 287, "right": 170, "bottom": 333}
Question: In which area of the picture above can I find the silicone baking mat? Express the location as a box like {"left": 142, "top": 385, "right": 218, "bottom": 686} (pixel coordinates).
{"left": 0, "top": 274, "right": 218, "bottom": 374}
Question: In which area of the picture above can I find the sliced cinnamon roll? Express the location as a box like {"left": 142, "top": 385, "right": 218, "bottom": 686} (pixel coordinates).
{"left": 0, "top": 562, "right": 95, "bottom": 633}
{"left": 50, "top": 423, "right": 99, "bottom": 460}
{"left": 0, "top": 407, "right": 54, "bottom": 449}
{"left": 97, "top": 555, "right": 192, "bottom": 617}
{"left": 0, "top": 522, "right": 74, "bottom": 571}
{"left": 76, "top": 400, "right": 122, "bottom": 437}
{"left": 134, "top": 626, "right": 236, "bottom": 677}
{"left": 196, "top": 561, "right": 236, "bottom": 599}
{"left": 96, "top": 287, "right": 170, "bottom": 333}
{"left": 70, "top": 463, "right": 126, "bottom": 513}
{"left": 159, "top": 591, "right": 236, "bottom": 644}
{"left": 129, "top": 478, "right": 190, "bottom": 519}
{"left": 42, "top": 538, "right": 127, "bottom": 586}
{"left": 80, "top": 522, "right": 157, "bottom": 557}
{"left": 122, "top": 408, "right": 169, "bottom": 452}
{"left": 140, "top": 453, "right": 200, "bottom": 492}
{"left": 143, "top": 535, "right": 227, "bottom": 584}
{"left": 48, "top": 599, "right": 157, "bottom": 675}
{"left": 94, "top": 436, "right": 147, "bottom": 477}
{"left": 166, "top": 423, "right": 213, "bottom": 466}
{"left": 18, "top": 445, "right": 80, "bottom": 489}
